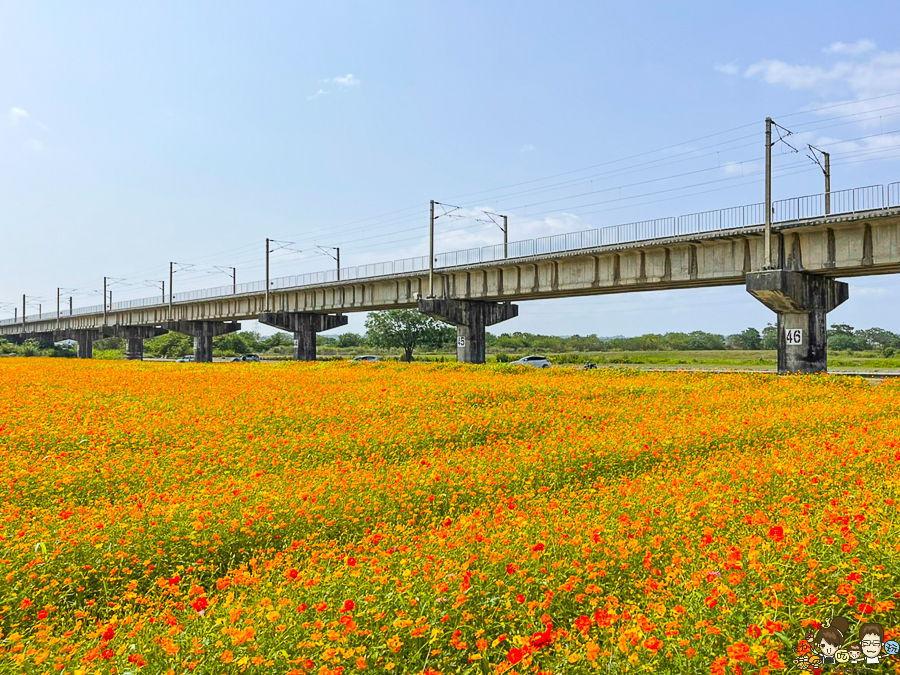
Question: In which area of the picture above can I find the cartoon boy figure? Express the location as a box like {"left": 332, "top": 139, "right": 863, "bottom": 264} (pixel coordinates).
{"left": 846, "top": 641, "right": 863, "bottom": 664}
{"left": 859, "top": 622, "right": 885, "bottom": 668}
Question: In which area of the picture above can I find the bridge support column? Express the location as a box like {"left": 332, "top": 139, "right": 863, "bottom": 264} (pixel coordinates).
{"left": 162, "top": 321, "right": 240, "bottom": 363}
{"left": 746, "top": 270, "right": 848, "bottom": 374}
{"left": 109, "top": 326, "right": 168, "bottom": 361}
{"left": 258, "top": 312, "right": 348, "bottom": 361}
{"left": 54, "top": 329, "right": 103, "bottom": 359}
{"left": 418, "top": 299, "right": 519, "bottom": 364}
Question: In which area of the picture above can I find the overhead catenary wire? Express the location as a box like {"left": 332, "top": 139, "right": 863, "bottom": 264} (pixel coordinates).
{"left": 11, "top": 93, "right": 900, "bottom": 313}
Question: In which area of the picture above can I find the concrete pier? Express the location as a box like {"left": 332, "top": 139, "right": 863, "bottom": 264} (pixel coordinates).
{"left": 258, "top": 312, "right": 348, "bottom": 361}
{"left": 746, "top": 270, "right": 848, "bottom": 374}
{"left": 418, "top": 299, "right": 519, "bottom": 364}
{"left": 110, "top": 326, "right": 168, "bottom": 361}
{"left": 55, "top": 329, "right": 104, "bottom": 359}
{"left": 162, "top": 320, "right": 240, "bottom": 363}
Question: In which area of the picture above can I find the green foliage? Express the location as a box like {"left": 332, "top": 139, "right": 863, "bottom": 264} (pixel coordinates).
{"left": 762, "top": 324, "right": 778, "bottom": 350}
{"left": 94, "top": 336, "right": 126, "bottom": 351}
{"left": 144, "top": 332, "right": 193, "bottom": 358}
{"left": 213, "top": 331, "right": 261, "bottom": 355}
{"left": 336, "top": 332, "right": 365, "bottom": 348}
{"left": 726, "top": 327, "right": 762, "bottom": 350}
{"left": 364, "top": 310, "right": 450, "bottom": 362}
{"left": 260, "top": 332, "right": 293, "bottom": 350}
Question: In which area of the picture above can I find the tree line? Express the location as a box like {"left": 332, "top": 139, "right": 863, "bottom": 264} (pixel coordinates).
{"left": 2, "top": 311, "right": 900, "bottom": 359}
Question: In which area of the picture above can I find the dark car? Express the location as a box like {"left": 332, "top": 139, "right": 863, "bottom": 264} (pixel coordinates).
{"left": 231, "top": 354, "right": 261, "bottom": 362}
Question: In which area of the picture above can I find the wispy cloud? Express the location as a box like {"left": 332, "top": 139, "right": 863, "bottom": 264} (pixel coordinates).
{"left": 519, "top": 144, "right": 535, "bottom": 154}
{"left": 8, "top": 107, "right": 29, "bottom": 124}
{"left": 714, "top": 62, "right": 739, "bottom": 76}
{"left": 824, "top": 39, "right": 876, "bottom": 56}
{"left": 25, "top": 139, "right": 43, "bottom": 153}
{"left": 330, "top": 73, "right": 360, "bottom": 87}
{"left": 307, "top": 74, "right": 361, "bottom": 101}
{"left": 743, "top": 43, "right": 900, "bottom": 99}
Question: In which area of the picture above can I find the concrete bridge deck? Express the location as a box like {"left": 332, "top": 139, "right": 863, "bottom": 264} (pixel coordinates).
{"left": 3, "top": 180, "right": 900, "bottom": 371}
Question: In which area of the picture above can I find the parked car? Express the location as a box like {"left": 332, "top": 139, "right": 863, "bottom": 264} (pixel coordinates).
{"left": 230, "top": 356, "right": 244, "bottom": 362}
{"left": 509, "top": 355, "right": 551, "bottom": 368}
{"left": 352, "top": 355, "right": 380, "bottom": 363}
{"left": 230, "top": 354, "right": 261, "bottom": 363}
{"left": 175, "top": 355, "right": 194, "bottom": 363}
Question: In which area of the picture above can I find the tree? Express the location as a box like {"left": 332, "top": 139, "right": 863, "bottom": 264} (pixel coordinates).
{"left": 761, "top": 324, "right": 778, "bottom": 350}
{"left": 94, "top": 336, "right": 126, "bottom": 351}
{"left": 364, "top": 310, "right": 449, "bottom": 362}
{"left": 336, "top": 333, "right": 365, "bottom": 348}
{"left": 727, "top": 327, "right": 761, "bottom": 350}
{"left": 827, "top": 324, "right": 865, "bottom": 352}
{"left": 261, "top": 332, "right": 293, "bottom": 350}
{"left": 145, "top": 332, "right": 193, "bottom": 358}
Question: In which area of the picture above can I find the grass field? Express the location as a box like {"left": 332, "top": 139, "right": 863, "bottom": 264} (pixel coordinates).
{"left": 0, "top": 360, "right": 897, "bottom": 673}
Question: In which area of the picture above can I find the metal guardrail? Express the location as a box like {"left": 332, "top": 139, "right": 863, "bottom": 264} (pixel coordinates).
{"left": 4, "top": 180, "right": 900, "bottom": 327}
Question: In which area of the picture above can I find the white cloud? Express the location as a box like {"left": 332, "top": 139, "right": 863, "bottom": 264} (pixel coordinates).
{"left": 307, "top": 88, "right": 329, "bottom": 101}
{"left": 519, "top": 144, "right": 535, "bottom": 153}
{"left": 744, "top": 48, "right": 900, "bottom": 99}
{"left": 714, "top": 62, "right": 739, "bottom": 76}
{"left": 824, "top": 39, "right": 876, "bottom": 56}
{"left": 25, "top": 139, "right": 43, "bottom": 152}
{"left": 330, "top": 74, "right": 360, "bottom": 87}
{"left": 9, "top": 107, "right": 29, "bottom": 124}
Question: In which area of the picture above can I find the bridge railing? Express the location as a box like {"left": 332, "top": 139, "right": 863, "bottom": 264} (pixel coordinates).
{"left": 888, "top": 182, "right": 900, "bottom": 208}
{"left": 5, "top": 178, "right": 900, "bottom": 327}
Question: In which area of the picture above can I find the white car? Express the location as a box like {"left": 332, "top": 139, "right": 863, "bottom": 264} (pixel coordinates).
{"left": 510, "top": 355, "right": 551, "bottom": 368}
{"left": 352, "top": 355, "right": 380, "bottom": 363}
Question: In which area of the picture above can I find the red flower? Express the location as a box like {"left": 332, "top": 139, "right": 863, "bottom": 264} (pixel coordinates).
{"left": 705, "top": 596, "right": 718, "bottom": 608}
{"left": 764, "top": 621, "right": 782, "bottom": 634}
{"left": 532, "top": 543, "right": 545, "bottom": 552}
{"left": 857, "top": 602, "right": 874, "bottom": 613}
{"left": 102, "top": 626, "right": 115, "bottom": 641}
{"left": 340, "top": 599, "right": 355, "bottom": 613}
{"left": 37, "top": 609, "right": 48, "bottom": 621}
{"left": 643, "top": 637, "right": 662, "bottom": 652}
{"left": 768, "top": 526, "right": 784, "bottom": 542}
{"left": 347, "top": 557, "right": 357, "bottom": 567}
{"left": 287, "top": 568, "right": 299, "bottom": 579}
{"left": 168, "top": 575, "right": 180, "bottom": 585}
{"left": 101, "top": 649, "right": 114, "bottom": 660}
{"left": 575, "top": 615, "right": 592, "bottom": 635}
{"left": 727, "top": 641, "right": 752, "bottom": 663}
{"left": 515, "top": 594, "right": 525, "bottom": 604}
{"left": 191, "top": 596, "right": 209, "bottom": 612}
{"left": 531, "top": 628, "right": 553, "bottom": 648}
{"left": 506, "top": 563, "right": 517, "bottom": 575}
{"left": 297, "top": 603, "right": 307, "bottom": 613}
{"left": 746, "top": 624, "right": 761, "bottom": 639}
{"left": 507, "top": 648, "right": 523, "bottom": 664}
{"left": 800, "top": 595, "right": 818, "bottom": 606}
{"left": 302, "top": 659, "right": 315, "bottom": 671}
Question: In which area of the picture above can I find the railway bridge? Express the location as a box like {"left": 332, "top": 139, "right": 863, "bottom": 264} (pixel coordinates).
{"left": 3, "top": 181, "right": 900, "bottom": 373}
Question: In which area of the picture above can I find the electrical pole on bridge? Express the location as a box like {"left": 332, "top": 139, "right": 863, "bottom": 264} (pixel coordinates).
{"left": 808, "top": 144, "right": 832, "bottom": 215}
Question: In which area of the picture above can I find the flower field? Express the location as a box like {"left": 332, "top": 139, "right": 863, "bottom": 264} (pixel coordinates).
{"left": 0, "top": 359, "right": 898, "bottom": 674}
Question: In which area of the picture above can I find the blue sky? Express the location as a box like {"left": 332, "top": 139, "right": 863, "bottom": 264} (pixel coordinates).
{"left": 3, "top": 1, "right": 900, "bottom": 337}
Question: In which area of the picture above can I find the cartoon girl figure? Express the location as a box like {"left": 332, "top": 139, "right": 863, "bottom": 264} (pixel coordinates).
{"left": 814, "top": 616, "right": 849, "bottom": 666}
{"left": 859, "top": 622, "right": 885, "bottom": 668}
{"left": 846, "top": 641, "right": 863, "bottom": 664}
